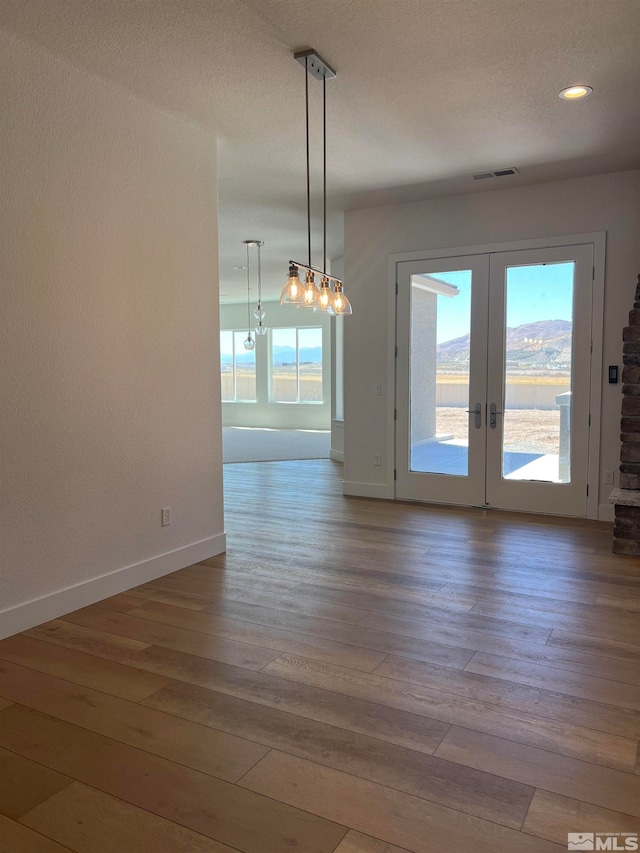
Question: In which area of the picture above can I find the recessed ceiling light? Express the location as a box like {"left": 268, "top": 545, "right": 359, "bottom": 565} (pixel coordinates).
{"left": 558, "top": 85, "right": 593, "bottom": 100}
{"left": 233, "top": 265, "right": 246, "bottom": 270}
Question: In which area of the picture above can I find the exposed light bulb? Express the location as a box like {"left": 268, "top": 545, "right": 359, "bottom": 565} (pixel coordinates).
{"left": 280, "top": 264, "right": 305, "bottom": 305}
{"left": 315, "top": 276, "right": 333, "bottom": 312}
{"left": 302, "top": 271, "right": 321, "bottom": 307}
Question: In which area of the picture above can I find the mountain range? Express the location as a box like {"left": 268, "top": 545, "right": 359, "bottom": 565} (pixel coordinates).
{"left": 222, "top": 345, "right": 322, "bottom": 366}
{"left": 437, "top": 319, "right": 572, "bottom": 368}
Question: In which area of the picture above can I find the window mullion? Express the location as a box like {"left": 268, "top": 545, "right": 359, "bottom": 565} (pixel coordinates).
{"left": 296, "top": 329, "right": 300, "bottom": 403}
{"left": 232, "top": 335, "right": 237, "bottom": 401}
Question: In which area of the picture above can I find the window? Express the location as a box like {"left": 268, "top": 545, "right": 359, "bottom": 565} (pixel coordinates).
{"left": 220, "top": 330, "right": 256, "bottom": 402}
{"left": 271, "top": 327, "right": 323, "bottom": 403}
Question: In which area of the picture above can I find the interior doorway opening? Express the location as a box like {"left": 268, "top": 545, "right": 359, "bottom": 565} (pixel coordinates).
{"left": 219, "top": 301, "right": 333, "bottom": 464}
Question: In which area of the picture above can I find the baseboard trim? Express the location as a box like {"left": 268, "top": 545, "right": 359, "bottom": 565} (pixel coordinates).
{"left": 343, "top": 480, "right": 394, "bottom": 500}
{"left": 0, "top": 533, "right": 226, "bottom": 641}
{"left": 597, "top": 503, "right": 615, "bottom": 523}
{"left": 330, "top": 449, "right": 344, "bottom": 462}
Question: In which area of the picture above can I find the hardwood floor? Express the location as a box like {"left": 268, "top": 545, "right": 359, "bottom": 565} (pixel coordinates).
{"left": 1, "top": 459, "right": 639, "bottom": 851}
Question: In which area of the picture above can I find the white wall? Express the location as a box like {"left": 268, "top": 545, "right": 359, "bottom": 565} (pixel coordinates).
{"left": 220, "top": 300, "right": 331, "bottom": 430}
{"left": 0, "top": 31, "right": 224, "bottom": 637}
{"left": 344, "top": 170, "right": 640, "bottom": 518}
{"left": 329, "top": 257, "right": 345, "bottom": 461}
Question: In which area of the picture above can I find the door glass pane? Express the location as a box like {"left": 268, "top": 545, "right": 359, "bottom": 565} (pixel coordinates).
{"left": 502, "top": 262, "right": 574, "bottom": 482}
{"left": 410, "top": 270, "right": 472, "bottom": 475}
{"left": 234, "top": 331, "right": 256, "bottom": 401}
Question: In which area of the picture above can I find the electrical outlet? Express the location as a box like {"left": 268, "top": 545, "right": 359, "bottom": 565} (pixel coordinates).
{"left": 603, "top": 471, "right": 614, "bottom": 485}
{"left": 161, "top": 507, "right": 171, "bottom": 527}
{"left": 373, "top": 453, "right": 381, "bottom": 466}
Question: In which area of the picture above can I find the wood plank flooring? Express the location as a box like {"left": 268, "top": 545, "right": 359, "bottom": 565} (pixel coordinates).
{"left": 1, "top": 459, "right": 639, "bottom": 852}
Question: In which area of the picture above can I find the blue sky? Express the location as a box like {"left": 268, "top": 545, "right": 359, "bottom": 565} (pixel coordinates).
{"left": 428, "top": 262, "right": 575, "bottom": 344}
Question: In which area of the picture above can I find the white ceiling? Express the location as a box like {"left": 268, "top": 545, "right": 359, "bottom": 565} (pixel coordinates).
{"left": 1, "top": 0, "right": 639, "bottom": 302}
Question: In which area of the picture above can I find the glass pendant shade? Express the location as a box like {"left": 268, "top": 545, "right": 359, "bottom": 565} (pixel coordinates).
{"left": 243, "top": 333, "right": 255, "bottom": 351}
{"left": 280, "top": 265, "right": 305, "bottom": 305}
{"left": 255, "top": 322, "right": 267, "bottom": 336}
{"left": 254, "top": 306, "right": 266, "bottom": 322}
{"left": 301, "top": 271, "right": 321, "bottom": 308}
{"left": 327, "top": 282, "right": 352, "bottom": 316}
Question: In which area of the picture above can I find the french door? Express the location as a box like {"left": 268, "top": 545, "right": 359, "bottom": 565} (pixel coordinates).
{"left": 395, "top": 243, "right": 594, "bottom": 516}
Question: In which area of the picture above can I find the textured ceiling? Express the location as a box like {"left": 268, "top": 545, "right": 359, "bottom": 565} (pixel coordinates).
{"left": 1, "top": 0, "right": 639, "bottom": 301}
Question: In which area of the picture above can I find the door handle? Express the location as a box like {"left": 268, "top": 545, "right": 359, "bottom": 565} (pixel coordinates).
{"left": 466, "top": 402, "right": 482, "bottom": 429}
{"left": 489, "top": 402, "right": 503, "bottom": 429}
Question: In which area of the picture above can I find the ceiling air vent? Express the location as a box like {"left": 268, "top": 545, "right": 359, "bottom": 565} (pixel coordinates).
{"left": 472, "top": 167, "right": 519, "bottom": 180}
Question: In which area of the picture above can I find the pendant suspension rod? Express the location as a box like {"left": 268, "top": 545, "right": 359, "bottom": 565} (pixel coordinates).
{"left": 305, "top": 57, "right": 311, "bottom": 269}
{"left": 323, "top": 73, "right": 327, "bottom": 274}
{"left": 257, "top": 243, "right": 262, "bottom": 306}
{"left": 246, "top": 242, "right": 251, "bottom": 332}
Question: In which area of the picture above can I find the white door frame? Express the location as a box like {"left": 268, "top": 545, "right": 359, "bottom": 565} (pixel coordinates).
{"left": 387, "top": 232, "right": 606, "bottom": 519}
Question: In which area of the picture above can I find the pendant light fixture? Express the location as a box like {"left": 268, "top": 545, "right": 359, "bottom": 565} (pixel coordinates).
{"left": 244, "top": 239, "right": 267, "bottom": 336}
{"left": 280, "top": 49, "right": 352, "bottom": 315}
{"left": 242, "top": 240, "right": 266, "bottom": 349}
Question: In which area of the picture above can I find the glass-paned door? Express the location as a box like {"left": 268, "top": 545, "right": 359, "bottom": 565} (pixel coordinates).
{"left": 395, "top": 243, "right": 594, "bottom": 516}
{"left": 485, "top": 244, "right": 593, "bottom": 515}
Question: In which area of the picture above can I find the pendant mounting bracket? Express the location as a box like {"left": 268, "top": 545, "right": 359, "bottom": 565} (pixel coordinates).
{"left": 294, "top": 49, "right": 337, "bottom": 80}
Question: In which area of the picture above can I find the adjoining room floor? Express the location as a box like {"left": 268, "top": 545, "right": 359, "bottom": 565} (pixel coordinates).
{"left": 0, "top": 460, "right": 638, "bottom": 852}
{"left": 223, "top": 426, "right": 331, "bottom": 463}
